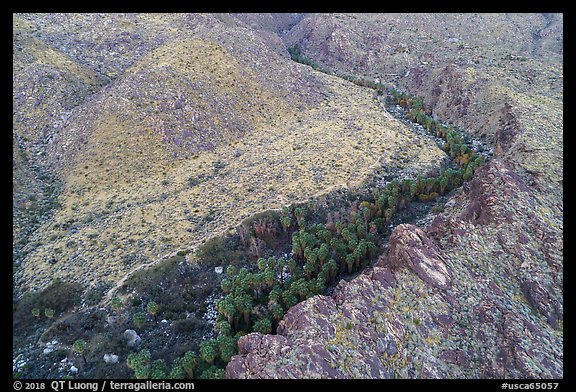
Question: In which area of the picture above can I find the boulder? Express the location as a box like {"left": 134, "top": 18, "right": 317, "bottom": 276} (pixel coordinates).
{"left": 103, "top": 353, "right": 119, "bottom": 364}
{"left": 123, "top": 329, "right": 141, "bottom": 348}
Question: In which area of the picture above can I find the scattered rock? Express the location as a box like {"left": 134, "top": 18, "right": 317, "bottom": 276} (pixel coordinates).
{"left": 103, "top": 353, "right": 119, "bottom": 364}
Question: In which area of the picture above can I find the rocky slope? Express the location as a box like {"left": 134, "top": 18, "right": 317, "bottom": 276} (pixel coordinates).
{"left": 227, "top": 13, "right": 563, "bottom": 379}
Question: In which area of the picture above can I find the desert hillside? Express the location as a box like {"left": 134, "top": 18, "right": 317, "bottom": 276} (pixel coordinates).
{"left": 14, "top": 13, "right": 447, "bottom": 294}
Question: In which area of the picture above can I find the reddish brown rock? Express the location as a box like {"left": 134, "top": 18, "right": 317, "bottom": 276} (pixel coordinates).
{"left": 440, "top": 349, "right": 470, "bottom": 367}
{"left": 378, "top": 224, "right": 452, "bottom": 290}
{"left": 520, "top": 279, "right": 563, "bottom": 329}
{"left": 277, "top": 295, "right": 337, "bottom": 338}
{"left": 461, "top": 159, "right": 531, "bottom": 226}
{"left": 227, "top": 333, "right": 292, "bottom": 378}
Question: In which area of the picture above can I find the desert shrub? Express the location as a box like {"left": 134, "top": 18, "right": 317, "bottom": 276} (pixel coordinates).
{"left": 198, "top": 366, "right": 225, "bottom": 379}
{"left": 171, "top": 317, "right": 204, "bottom": 334}
{"left": 196, "top": 234, "right": 245, "bottom": 267}
{"left": 83, "top": 282, "right": 112, "bottom": 306}
{"left": 13, "top": 279, "right": 83, "bottom": 335}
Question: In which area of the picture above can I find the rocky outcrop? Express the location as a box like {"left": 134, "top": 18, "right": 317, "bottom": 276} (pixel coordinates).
{"left": 227, "top": 268, "right": 399, "bottom": 379}
{"left": 461, "top": 159, "right": 532, "bottom": 226}
{"left": 379, "top": 224, "right": 451, "bottom": 290}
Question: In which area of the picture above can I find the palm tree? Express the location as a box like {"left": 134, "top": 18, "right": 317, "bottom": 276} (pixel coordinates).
{"left": 290, "top": 278, "right": 310, "bottom": 301}
{"left": 287, "top": 258, "right": 297, "bottom": 274}
{"left": 199, "top": 340, "right": 218, "bottom": 365}
{"left": 226, "top": 265, "right": 237, "bottom": 278}
{"left": 280, "top": 213, "right": 291, "bottom": 233}
{"left": 150, "top": 359, "right": 168, "bottom": 379}
{"left": 262, "top": 266, "right": 276, "bottom": 290}
{"left": 72, "top": 339, "right": 87, "bottom": 365}
{"left": 304, "top": 247, "right": 317, "bottom": 265}
{"left": 303, "top": 262, "right": 315, "bottom": 281}
{"left": 220, "top": 278, "right": 232, "bottom": 294}
{"left": 281, "top": 289, "right": 298, "bottom": 309}
{"left": 234, "top": 294, "right": 253, "bottom": 326}
{"left": 294, "top": 207, "right": 306, "bottom": 229}
{"left": 216, "top": 319, "right": 232, "bottom": 337}
{"left": 168, "top": 358, "right": 187, "bottom": 379}
{"left": 252, "top": 318, "right": 272, "bottom": 334}
{"left": 269, "top": 303, "right": 285, "bottom": 325}
{"left": 353, "top": 246, "right": 363, "bottom": 271}
{"left": 356, "top": 222, "right": 366, "bottom": 238}
{"left": 132, "top": 312, "right": 146, "bottom": 330}
{"left": 316, "top": 243, "right": 330, "bottom": 266}
{"left": 216, "top": 297, "right": 236, "bottom": 328}
{"left": 127, "top": 349, "right": 151, "bottom": 372}
{"left": 439, "top": 176, "right": 449, "bottom": 195}
{"left": 323, "top": 259, "right": 338, "bottom": 285}
{"left": 291, "top": 232, "right": 303, "bottom": 259}
{"left": 316, "top": 224, "right": 332, "bottom": 244}
{"left": 257, "top": 257, "right": 267, "bottom": 271}
{"left": 345, "top": 253, "right": 355, "bottom": 274}
{"left": 181, "top": 351, "right": 197, "bottom": 378}
{"left": 146, "top": 301, "right": 159, "bottom": 323}
{"left": 376, "top": 194, "right": 388, "bottom": 215}
{"left": 217, "top": 335, "right": 238, "bottom": 362}
{"left": 384, "top": 208, "right": 394, "bottom": 223}
{"left": 248, "top": 272, "right": 264, "bottom": 299}
{"left": 276, "top": 259, "right": 287, "bottom": 284}
{"left": 409, "top": 181, "right": 418, "bottom": 199}
{"left": 463, "top": 164, "right": 474, "bottom": 181}
{"left": 341, "top": 227, "right": 354, "bottom": 243}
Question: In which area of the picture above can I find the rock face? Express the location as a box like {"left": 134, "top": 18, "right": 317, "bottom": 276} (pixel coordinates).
{"left": 227, "top": 159, "right": 563, "bottom": 378}
{"left": 379, "top": 224, "right": 451, "bottom": 290}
